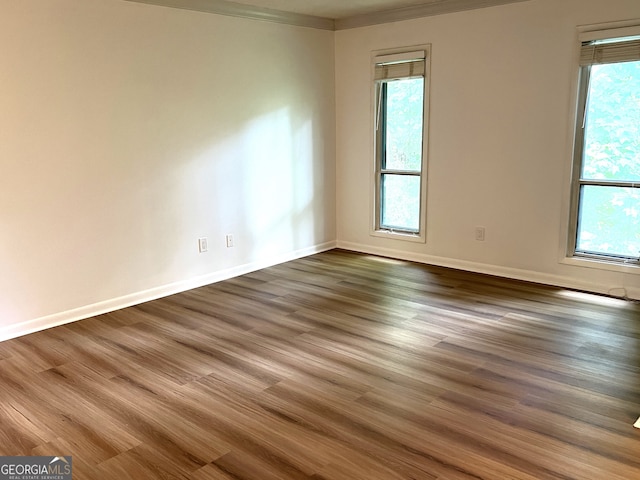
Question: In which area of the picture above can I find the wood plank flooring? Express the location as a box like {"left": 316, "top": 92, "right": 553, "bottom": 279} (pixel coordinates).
{"left": 1, "top": 249, "right": 639, "bottom": 479}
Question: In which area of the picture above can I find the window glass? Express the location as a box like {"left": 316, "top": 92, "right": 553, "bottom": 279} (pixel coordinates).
{"left": 381, "top": 174, "right": 421, "bottom": 232}
{"left": 577, "top": 185, "right": 640, "bottom": 257}
{"left": 383, "top": 78, "right": 424, "bottom": 172}
{"left": 582, "top": 61, "right": 640, "bottom": 182}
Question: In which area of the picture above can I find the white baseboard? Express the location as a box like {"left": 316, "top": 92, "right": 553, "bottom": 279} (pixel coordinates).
{"left": 4, "top": 239, "right": 635, "bottom": 343}
{"left": 0, "top": 241, "right": 336, "bottom": 343}
{"left": 337, "top": 241, "right": 640, "bottom": 301}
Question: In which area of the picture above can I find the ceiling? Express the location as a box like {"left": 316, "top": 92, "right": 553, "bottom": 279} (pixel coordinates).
{"left": 127, "top": 0, "right": 531, "bottom": 29}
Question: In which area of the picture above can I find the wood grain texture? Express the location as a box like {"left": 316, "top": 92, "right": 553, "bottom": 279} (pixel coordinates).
{"left": 1, "top": 249, "right": 639, "bottom": 479}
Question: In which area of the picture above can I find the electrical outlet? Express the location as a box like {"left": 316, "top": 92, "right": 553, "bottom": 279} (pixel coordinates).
{"left": 475, "top": 226, "right": 486, "bottom": 242}
{"left": 225, "top": 234, "right": 234, "bottom": 248}
{"left": 198, "top": 237, "right": 208, "bottom": 253}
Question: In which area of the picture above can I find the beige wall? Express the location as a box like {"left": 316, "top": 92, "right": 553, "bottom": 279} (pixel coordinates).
{"left": 0, "top": 0, "right": 336, "bottom": 338}
{"left": 335, "top": 0, "right": 640, "bottom": 299}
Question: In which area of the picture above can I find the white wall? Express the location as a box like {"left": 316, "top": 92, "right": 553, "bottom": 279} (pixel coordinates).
{"left": 0, "top": 0, "right": 336, "bottom": 339}
{"left": 335, "top": 0, "right": 640, "bottom": 300}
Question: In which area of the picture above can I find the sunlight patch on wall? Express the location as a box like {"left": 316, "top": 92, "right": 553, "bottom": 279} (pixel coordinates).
{"left": 242, "top": 107, "right": 316, "bottom": 257}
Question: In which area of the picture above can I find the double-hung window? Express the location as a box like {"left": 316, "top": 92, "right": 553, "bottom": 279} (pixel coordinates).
{"left": 570, "top": 31, "right": 640, "bottom": 263}
{"left": 373, "top": 48, "right": 429, "bottom": 241}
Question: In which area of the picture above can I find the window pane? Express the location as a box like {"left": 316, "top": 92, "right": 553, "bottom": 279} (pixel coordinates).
{"left": 582, "top": 61, "right": 640, "bottom": 182}
{"left": 383, "top": 78, "right": 424, "bottom": 172}
{"left": 576, "top": 185, "right": 640, "bottom": 258}
{"left": 381, "top": 174, "right": 420, "bottom": 232}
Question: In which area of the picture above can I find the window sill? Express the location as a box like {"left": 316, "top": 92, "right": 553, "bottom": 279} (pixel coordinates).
{"left": 370, "top": 229, "right": 426, "bottom": 244}
{"left": 561, "top": 255, "right": 640, "bottom": 274}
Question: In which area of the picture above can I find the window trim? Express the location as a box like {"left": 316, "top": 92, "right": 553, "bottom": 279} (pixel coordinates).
{"left": 567, "top": 27, "right": 640, "bottom": 265}
{"left": 370, "top": 45, "right": 431, "bottom": 244}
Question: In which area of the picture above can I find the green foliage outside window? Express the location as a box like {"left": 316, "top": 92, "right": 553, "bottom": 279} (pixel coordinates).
{"left": 380, "top": 78, "right": 424, "bottom": 231}
{"left": 577, "top": 61, "right": 640, "bottom": 259}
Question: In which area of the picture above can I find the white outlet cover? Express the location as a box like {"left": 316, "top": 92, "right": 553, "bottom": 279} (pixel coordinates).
{"left": 198, "top": 238, "right": 208, "bottom": 253}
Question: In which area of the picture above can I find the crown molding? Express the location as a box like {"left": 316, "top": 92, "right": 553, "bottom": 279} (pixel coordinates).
{"left": 125, "top": 0, "right": 531, "bottom": 31}
{"left": 124, "top": 0, "right": 336, "bottom": 30}
{"left": 335, "top": 0, "right": 531, "bottom": 30}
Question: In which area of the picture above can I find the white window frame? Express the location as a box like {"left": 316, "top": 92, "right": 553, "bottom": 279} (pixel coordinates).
{"left": 566, "top": 26, "right": 640, "bottom": 269}
{"left": 370, "top": 45, "right": 431, "bottom": 244}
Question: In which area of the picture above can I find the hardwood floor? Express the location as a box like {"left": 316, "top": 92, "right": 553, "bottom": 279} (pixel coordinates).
{"left": 1, "top": 249, "right": 639, "bottom": 479}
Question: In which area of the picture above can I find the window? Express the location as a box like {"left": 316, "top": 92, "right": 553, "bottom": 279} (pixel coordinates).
{"left": 373, "top": 48, "right": 429, "bottom": 241}
{"left": 570, "top": 32, "right": 640, "bottom": 263}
